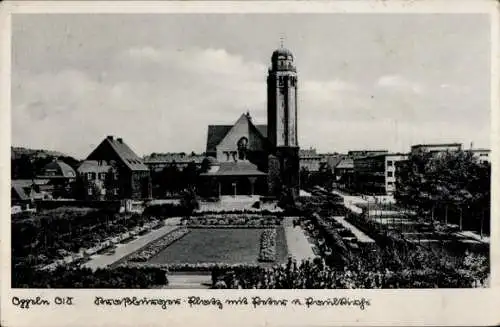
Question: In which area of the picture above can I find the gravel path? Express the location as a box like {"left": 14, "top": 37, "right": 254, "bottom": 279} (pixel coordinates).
{"left": 284, "top": 221, "right": 316, "bottom": 262}
{"left": 83, "top": 222, "right": 179, "bottom": 270}
{"left": 333, "top": 216, "right": 375, "bottom": 244}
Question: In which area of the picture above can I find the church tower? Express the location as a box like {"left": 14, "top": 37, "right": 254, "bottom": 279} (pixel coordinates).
{"left": 267, "top": 46, "right": 300, "bottom": 199}
{"left": 267, "top": 47, "right": 298, "bottom": 148}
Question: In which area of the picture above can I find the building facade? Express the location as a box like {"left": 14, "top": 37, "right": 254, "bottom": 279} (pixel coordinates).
{"left": 333, "top": 158, "right": 354, "bottom": 189}
{"left": 352, "top": 153, "right": 408, "bottom": 195}
{"left": 37, "top": 159, "right": 77, "bottom": 198}
{"left": 410, "top": 143, "right": 462, "bottom": 155}
{"left": 81, "top": 136, "right": 152, "bottom": 200}
{"left": 200, "top": 113, "right": 269, "bottom": 196}
{"left": 201, "top": 47, "right": 301, "bottom": 197}
{"left": 143, "top": 153, "right": 206, "bottom": 172}
{"left": 470, "top": 149, "right": 491, "bottom": 164}
{"left": 267, "top": 47, "right": 300, "bottom": 198}
{"left": 299, "top": 148, "right": 323, "bottom": 172}
{"left": 347, "top": 150, "right": 388, "bottom": 158}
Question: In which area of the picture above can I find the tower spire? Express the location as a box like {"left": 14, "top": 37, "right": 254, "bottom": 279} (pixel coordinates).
{"left": 280, "top": 36, "right": 284, "bottom": 48}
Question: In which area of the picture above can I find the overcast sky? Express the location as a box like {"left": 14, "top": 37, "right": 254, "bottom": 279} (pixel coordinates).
{"left": 11, "top": 14, "right": 491, "bottom": 158}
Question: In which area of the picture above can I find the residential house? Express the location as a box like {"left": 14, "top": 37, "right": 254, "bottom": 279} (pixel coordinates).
{"left": 82, "top": 136, "right": 152, "bottom": 200}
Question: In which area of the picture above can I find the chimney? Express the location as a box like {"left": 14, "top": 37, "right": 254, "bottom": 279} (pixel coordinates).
{"left": 107, "top": 135, "right": 114, "bottom": 141}
{"left": 117, "top": 138, "right": 123, "bottom": 143}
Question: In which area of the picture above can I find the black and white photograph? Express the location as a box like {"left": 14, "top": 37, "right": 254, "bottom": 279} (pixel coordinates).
{"left": 5, "top": 4, "right": 495, "bottom": 294}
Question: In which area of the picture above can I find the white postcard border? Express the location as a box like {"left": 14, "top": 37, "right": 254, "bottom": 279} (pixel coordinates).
{"left": 1, "top": 1, "right": 499, "bottom": 327}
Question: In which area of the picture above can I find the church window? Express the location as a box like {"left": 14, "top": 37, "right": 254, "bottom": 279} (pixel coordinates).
{"left": 237, "top": 137, "right": 249, "bottom": 160}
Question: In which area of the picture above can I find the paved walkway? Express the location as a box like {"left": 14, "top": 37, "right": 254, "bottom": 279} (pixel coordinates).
{"left": 164, "top": 275, "right": 212, "bottom": 289}
{"left": 331, "top": 190, "right": 365, "bottom": 214}
{"left": 283, "top": 219, "right": 316, "bottom": 261}
{"left": 455, "top": 230, "right": 490, "bottom": 244}
{"left": 332, "top": 216, "right": 375, "bottom": 244}
{"left": 83, "top": 222, "right": 179, "bottom": 270}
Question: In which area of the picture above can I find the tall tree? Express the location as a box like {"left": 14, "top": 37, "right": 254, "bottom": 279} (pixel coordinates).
{"left": 395, "top": 150, "right": 490, "bottom": 231}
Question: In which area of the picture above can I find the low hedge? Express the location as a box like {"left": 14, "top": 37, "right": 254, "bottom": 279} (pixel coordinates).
{"left": 12, "top": 265, "right": 168, "bottom": 288}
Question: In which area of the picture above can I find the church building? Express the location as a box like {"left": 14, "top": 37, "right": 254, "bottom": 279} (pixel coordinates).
{"left": 200, "top": 47, "right": 300, "bottom": 198}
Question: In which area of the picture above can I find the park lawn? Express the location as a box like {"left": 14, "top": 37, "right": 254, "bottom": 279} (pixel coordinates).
{"left": 148, "top": 227, "right": 288, "bottom": 266}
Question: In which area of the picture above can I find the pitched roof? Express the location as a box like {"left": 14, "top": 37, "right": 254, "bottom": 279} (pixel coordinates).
{"left": 11, "top": 180, "right": 48, "bottom": 201}
{"left": 255, "top": 125, "right": 267, "bottom": 138}
{"left": 11, "top": 184, "right": 30, "bottom": 200}
{"left": 206, "top": 125, "right": 232, "bottom": 153}
{"left": 77, "top": 160, "right": 111, "bottom": 173}
{"left": 206, "top": 113, "right": 268, "bottom": 153}
{"left": 108, "top": 138, "right": 149, "bottom": 171}
{"left": 335, "top": 158, "right": 354, "bottom": 169}
{"left": 411, "top": 143, "right": 462, "bottom": 148}
{"left": 12, "top": 179, "right": 50, "bottom": 188}
{"left": 200, "top": 160, "right": 266, "bottom": 176}
{"left": 326, "top": 156, "right": 345, "bottom": 168}
{"left": 88, "top": 137, "right": 149, "bottom": 171}
{"left": 39, "top": 160, "right": 76, "bottom": 178}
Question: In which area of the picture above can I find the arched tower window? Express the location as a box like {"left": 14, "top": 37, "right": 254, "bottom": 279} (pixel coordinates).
{"left": 237, "top": 137, "right": 249, "bottom": 160}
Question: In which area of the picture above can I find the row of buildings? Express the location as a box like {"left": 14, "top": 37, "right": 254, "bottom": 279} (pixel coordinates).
{"left": 332, "top": 143, "right": 490, "bottom": 196}
{"left": 11, "top": 135, "right": 153, "bottom": 208}
{"left": 11, "top": 138, "right": 491, "bottom": 208}
{"left": 11, "top": 47, "right": 492, "bottom": 205}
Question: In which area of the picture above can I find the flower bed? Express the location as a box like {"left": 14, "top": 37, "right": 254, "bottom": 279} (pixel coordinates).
{"left": 126, "top": 227, "right": 189, "bottom": 262}
{"left": 121, "top": 262, "right": 262, "bottom": 272}
{"left": 192, "top": 209, "right": 283, "bottom": 216}
{"left": 258, "top": 229, "right": 277, "bottom": 262}
{"left": 187, "top": 215, "right": 282, "bottom": 227}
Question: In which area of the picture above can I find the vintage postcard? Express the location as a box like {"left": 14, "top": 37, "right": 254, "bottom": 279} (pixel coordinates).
{"left": 1, "top": 1, "right": 499, "bottom": 326}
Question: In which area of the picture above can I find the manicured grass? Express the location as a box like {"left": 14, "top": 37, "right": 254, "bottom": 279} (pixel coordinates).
{"left": 148, "top": 227, "right": 288, "bottom": 266}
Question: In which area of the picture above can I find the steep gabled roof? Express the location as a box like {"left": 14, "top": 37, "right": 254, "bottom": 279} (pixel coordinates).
{"left": 255, "top": 125, "right": 267, "bottom": 138}
{"left": 87, "top": 137, "right": 149, "bottom": 171}
{"left": 106, "top": 138, "right": 149, "bottom": 171}
{"left": 206, "top": 114, "right": 268, "bottom": 153}
{"left": 206, "top": 125, "right": 232, "bottom": 153}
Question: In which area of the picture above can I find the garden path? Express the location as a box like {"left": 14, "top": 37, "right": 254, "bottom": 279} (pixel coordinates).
{"left": 332, "top": 216, "right": 375, "bottom": 244}
{"left": 283, "top": 218, "right": 316, "bottom": 262}
{"left": 83, "top": 220, "right": 179, "bottom": 270}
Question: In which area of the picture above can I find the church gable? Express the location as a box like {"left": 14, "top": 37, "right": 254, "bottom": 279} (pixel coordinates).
{"left": 215, "top": 113, "right": 266, "bottom": 161}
